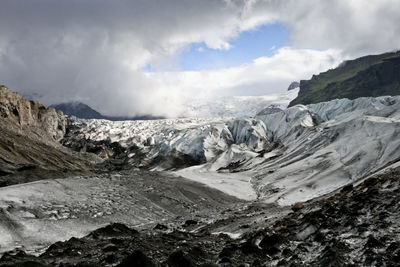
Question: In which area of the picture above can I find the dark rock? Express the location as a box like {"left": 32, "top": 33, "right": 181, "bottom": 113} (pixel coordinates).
{"left": 256, "top": 105, "right": 283, "bottom": 116}
{"left": 102, "top": 243, "right": 119, "bottom": 252}
{"left": 240, "top": 239, "right": 261, "bottom": 254}
{"left": 239, "top": 224, "right": 250, "bottom": 229}
{"left": 259, "top": 234, "right": 281, "bottom": 249}
{"left": 89, "top": 223, "right": 138, "bottom": 239}
{"left": 340, "top": 184, "right": 354, "bottom": 193}
{"left": 365, "top": 235, "right": 384, "bottom": 248}
{"left": 219, "top": 257, "right": 231, "bottom": 264}
{"left": 183, "top": 219, "right": 198, "bottom": 227}
{"left": 154, "top": 223, "right": 168, "bottom": 230}
{"left": 117, "top": 250, "right": 156, "bottom": 267}
{"left": 287, "top": 81, "right": 300, "bottom": 91}
{"left": 219, "top": 246, "right": 236, "bottom": 258}
{"left": 166, "top": 250, "right": 194, "bottom": 267}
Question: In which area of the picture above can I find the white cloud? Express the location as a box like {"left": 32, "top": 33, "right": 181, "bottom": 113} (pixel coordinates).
{"left": 268, "top": 0, "right": 400, "bottom": 56}
{"left": 0, "top": 0, "right": 398, "bottom": 116}
{"left": 140, "top": 47, "right": 343, "bottom": 117}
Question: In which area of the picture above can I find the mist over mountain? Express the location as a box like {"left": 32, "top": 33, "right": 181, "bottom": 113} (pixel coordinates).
{"left": 51, "top": 102, "right": 165, "bottom": 121}
{"left": 51, "top": 102, "right": 103, "bottom": 119}
{"left": 287, "top": 81, "right": 300, "bottom": 91}
{"left": 52, "top": 88, "right": 299, "bottom": 120}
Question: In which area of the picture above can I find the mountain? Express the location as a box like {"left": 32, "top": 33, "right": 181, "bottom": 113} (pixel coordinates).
{"left": 289, "top": 51, "right": 400, "bottom": 106}
{"left": 0, "top": 85, "right": 94, "bottom": 185}
{"left": 51, "top": 102, "right": 165, "bottom": 120}
{"left": 287, "top": 81, "right": 300, "bottom": 91}
{"left": 51, "top": 102, "right": 104, "bottom": 119}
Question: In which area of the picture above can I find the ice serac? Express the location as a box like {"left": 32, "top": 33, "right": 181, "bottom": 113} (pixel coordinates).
{"left": 256, "top": 104, "right": 284, "bottom": 116}
{"left": 65, "top": 95, "right": 400, "bottom": 204}
{"left": 254, "top": 95, "right": 400, "bottom": 204}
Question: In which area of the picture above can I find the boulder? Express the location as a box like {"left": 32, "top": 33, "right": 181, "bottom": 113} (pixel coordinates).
{"left": 291, "top": 202, "right": 305, "bottom": 212}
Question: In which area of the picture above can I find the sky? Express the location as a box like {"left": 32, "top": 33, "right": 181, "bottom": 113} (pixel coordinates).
{"left": 0, "top": 0, "right": 399, "bottom": 117}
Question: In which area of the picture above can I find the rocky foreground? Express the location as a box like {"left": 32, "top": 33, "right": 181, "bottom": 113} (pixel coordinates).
{"left": 0, "top": 167, "right": 398, "bottom": 266}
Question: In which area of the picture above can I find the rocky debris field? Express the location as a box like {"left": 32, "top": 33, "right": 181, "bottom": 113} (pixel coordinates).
{"left": 1, "top": 167, "right": 398, "bottom": 266}
{"left": 0, "top": 169, "right": 242, "bottom": 256}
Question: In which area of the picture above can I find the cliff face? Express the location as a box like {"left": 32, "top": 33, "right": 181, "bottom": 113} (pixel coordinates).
{"left": 0, "top": 86, "right": 95, "bottom": 184}
{"left": 289, "top": 51, "right": 400, "bottom": 106}
{"left": 287, "top": 81, "right": 300, "bottom": 91}
{"left": 0, "top": 85, "right": 66, "bottom": 141}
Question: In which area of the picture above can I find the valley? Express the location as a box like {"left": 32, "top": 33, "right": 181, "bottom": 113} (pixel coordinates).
{"left": 0, "top": 50, "right": 399, "bottom": 266}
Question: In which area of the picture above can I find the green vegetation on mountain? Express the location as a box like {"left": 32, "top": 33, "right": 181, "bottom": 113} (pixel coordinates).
{"left": 289, "top": 51, "right": 400, "bottom": 106}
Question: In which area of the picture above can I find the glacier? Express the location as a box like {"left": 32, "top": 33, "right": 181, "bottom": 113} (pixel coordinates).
{"left": 179, "top": 88, "right": 298, "bottom": 118}
{"left": 66, "top": 95, "right": 400, "bottom": 205}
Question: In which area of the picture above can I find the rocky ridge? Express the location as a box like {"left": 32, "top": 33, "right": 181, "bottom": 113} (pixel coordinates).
{"left": 0, "top": 85, "right": 66, "bottom": 141}
{"left": 289, "top": 51, "right": 400, "bottom": 106}
{"left": 287, "top": 81, "right": 299, "bottom": 91}
{"left": 0, "top": 86, "right": 95, "bottom": 185}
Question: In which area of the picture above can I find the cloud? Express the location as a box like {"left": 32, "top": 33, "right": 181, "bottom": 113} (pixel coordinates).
{"left": 0, "top": 0, "right": 398, "bottom": 116}
{"left": 257, "top": 0, "right": 400, "bottom": 56}
{"left": 143, "top": 47, "right": 342, "bottom": 117}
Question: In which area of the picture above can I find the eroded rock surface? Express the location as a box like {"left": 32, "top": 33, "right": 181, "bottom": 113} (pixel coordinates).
{"left": 0, "top": 86, "right": 95, "bottom": 185}
{"left": 0, "top": 85, "right": 66, "bottom": 140}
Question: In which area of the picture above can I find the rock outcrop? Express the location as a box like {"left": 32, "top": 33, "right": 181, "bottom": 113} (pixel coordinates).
{"left": 0, "top": 85, "right": 95, "bottom": 185}
{"left": 289, "top": 51, "right": 400, "bottom": 106}
{"left": 256, "top": 104, "right": 284, "bottom": 116}
{"left": 0, "top": 85, "right": 66, "bottom": 141}
{"left": 287, "top": 81, "right": 300, "bottom": 91}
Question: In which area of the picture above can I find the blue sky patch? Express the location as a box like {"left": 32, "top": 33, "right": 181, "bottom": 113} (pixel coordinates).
{"left": 142, "top": 23, "right": 290, "bottom": 72}
{"left": 179, "top": 23, "right": 289, "bottom": 71}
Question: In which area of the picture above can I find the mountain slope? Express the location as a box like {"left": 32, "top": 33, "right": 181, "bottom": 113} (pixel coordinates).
{"left": 289, "top": 51, "right": 400, "bottom": 106}
{"left": 0, "top": 86, "right": 95, "bottom": 185}
{"left": 51, "top": 102, "right": 104, "bottom": 119}
{"left": 51, "top": 102, "right": 165, "bottom": 121}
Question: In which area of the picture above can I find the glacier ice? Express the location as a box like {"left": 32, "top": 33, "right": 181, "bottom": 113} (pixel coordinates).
{"left": 69, "top": 95, "right": 400, "bottom": 204}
